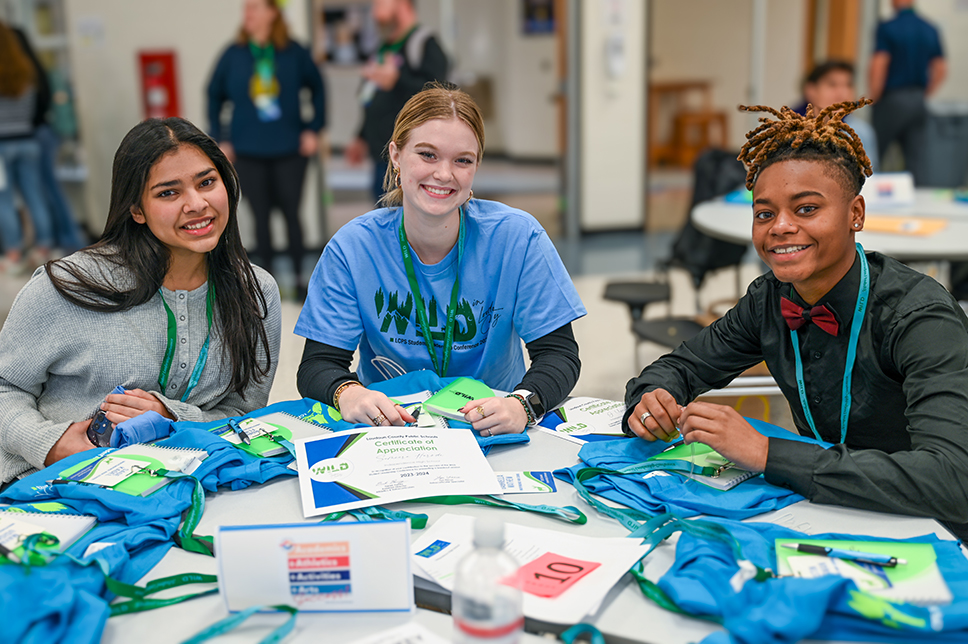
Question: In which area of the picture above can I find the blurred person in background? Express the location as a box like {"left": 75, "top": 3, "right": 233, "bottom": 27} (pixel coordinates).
{"left": 0, "top": 21, "right": 54, "bottom": 274}
{"left": 795, "top": 60, "right": 879, "bottom": 173}
{"left": 11, "top": 25, "right": 87, "bottom": 254}
{"left": 868, "top": 0, "right": 945, "bottom": 183}
{"left": 343, "top": 0, "right": 448, "bottom": 203}
{"left": 208, "top": 0, "right": 326, "bottom": 300}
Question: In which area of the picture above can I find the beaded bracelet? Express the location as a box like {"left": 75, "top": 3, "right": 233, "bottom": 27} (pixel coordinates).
{"left": 506, "top": 393, "right": 535, "bottom": 426}
{"left": 333, "top": 380, "right": 363, "bottom": 412}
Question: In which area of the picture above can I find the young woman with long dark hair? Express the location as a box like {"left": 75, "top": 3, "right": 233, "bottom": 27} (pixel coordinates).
{"left": 0, "top": 117, "right": 281, "bottom": 485}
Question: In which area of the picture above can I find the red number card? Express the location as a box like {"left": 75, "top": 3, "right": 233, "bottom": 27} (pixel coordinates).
{"left": 518, "top": 552, "right": 601, "bottom": 598}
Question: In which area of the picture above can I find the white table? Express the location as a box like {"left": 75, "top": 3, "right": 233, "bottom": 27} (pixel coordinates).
{"left": 104, "top": 430, "right": 960, "bottom": 644}
{"left": 692, "top": 189, "right": 968, "bottom": 261}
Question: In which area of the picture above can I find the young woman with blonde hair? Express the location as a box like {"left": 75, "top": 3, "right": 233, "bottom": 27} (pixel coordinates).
{"left": 296, "top": 82, "right": 585, "bottom": 436}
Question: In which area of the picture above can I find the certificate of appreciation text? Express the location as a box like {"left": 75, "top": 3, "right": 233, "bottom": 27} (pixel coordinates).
{"left": 294, "top": 428, "right": 501, "bottom": 518}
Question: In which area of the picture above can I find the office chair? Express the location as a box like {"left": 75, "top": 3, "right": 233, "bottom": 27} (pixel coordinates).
{"left": 605, "top": 149, "right": 749, "bottom": 367}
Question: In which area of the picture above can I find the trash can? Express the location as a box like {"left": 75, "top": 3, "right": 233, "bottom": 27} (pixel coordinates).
{"left": 922, "top": 102, "right": 968, "bottom": 188}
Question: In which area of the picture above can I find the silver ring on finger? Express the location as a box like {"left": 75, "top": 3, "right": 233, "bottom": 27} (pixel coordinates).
{"left": 481, "top": 428, "right": 492, "bottom": 437}
{"left": 640, "top": 411, "right": 652, "bottom": 426}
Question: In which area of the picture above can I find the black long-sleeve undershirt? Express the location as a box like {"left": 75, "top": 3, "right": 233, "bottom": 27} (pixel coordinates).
{"left": 296, "top": 323, "right": 580, "bottom": 413}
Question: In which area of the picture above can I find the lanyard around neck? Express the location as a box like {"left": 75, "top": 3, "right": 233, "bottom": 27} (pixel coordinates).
{"left": 397, "top": 209, "right": 465, "bottom": 377}
{"left": 377, "top": 25, "right": 418, "bottom": 60}
{"left": 790, "top": 243, "right": 870, "bottom": 444}
{"left": 159, "top": 285, "right": 214, "bottom": 403}
{"left": 248, "top": 41, "right": 275, "bottom": 79}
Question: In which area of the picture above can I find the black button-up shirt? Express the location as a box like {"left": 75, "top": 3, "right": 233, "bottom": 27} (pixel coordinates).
{"left": 625, "top": 251, "right": 968, "bottom": 538}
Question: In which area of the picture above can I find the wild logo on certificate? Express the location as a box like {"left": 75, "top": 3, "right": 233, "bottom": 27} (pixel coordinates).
{"left": 282, "top": 540, "right": 352, "bottom": 605}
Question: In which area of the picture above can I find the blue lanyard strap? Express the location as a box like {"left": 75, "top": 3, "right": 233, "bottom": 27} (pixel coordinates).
{"left": 159, "top": 284, "right": 214, "bottom": 403}
{"left": 791, "top": 243, "right": 870, "bottom": 443}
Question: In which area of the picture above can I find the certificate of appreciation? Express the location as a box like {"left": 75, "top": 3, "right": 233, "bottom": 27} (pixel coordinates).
{"left": 294, "top": 428, "right": 501, "bottom": 518}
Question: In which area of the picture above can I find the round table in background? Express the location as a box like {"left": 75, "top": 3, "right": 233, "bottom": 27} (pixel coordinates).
{"left": 692, "top": 189, "right": 968, "bottom": 262}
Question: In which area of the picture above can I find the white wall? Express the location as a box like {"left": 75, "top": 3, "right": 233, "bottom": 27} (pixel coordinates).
{"left": 64, "top": 0, "right": 320, "bottom": 245}
{"left": 578, "top": 0, "right": 647, "bottom": 230}
{"left": 496, "top": 3, "right": 558, "bottom": 159}
{"left": 650, "top": 0, "right": 806, "bottom": 149}
{"left": 330, "top": 0, "right": 559, "bottom": 158}
{"left": 415, "top": 0, "right": 511, "bottom": 153}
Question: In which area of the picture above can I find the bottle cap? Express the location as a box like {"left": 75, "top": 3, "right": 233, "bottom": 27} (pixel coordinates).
{"left": 473, "top": 516, "right": 505, "bottom": 548}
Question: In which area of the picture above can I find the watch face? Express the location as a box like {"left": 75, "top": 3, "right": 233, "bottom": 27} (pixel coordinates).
{"left": 528, "top": 392, "right": 545, "bottom": 419}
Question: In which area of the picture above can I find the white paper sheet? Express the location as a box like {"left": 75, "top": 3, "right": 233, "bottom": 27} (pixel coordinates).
{"left": 411, "top": 514, "right": 648, "bottom": 624}
{"left": 345, "top": 622, "right": 451, "bottom": 644}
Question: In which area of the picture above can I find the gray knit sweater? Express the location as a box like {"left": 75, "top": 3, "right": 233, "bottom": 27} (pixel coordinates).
{"left": 0, "top": 251, "right": 281, "bottom": 483}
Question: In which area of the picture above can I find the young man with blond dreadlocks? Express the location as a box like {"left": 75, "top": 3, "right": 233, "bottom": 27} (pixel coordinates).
{"left": 624, "top": 99, "right": 968, "bottom": 540}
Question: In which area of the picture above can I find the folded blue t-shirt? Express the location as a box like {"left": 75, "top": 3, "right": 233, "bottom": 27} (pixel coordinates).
{"left": 554, "top": 419, "right": 822, "bottom": 520}
{"left": 657, "top": 516, "right": 968, "bottom": 644}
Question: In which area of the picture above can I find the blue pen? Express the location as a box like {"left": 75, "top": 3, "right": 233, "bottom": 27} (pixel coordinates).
{"left": 781, "top": 543, "right": 907, "bottom": 567}
{"left": 227, "top": 419, "right": 251, "bottom": 445}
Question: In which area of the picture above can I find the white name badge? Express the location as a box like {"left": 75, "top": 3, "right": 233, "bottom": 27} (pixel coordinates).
{"left": 217, "top": 520, "right": 413, "bottom": 613}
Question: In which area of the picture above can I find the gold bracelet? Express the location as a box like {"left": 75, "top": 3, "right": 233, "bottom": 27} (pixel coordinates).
{"left": 333, "top": 381, "right": 363, "bottom": 412}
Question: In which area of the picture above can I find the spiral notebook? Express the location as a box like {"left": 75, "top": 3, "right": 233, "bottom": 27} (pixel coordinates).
{"left": 423, "top": 378, "right": 495, "bottom": 421}
{"left": 215, "top": 412, "right": 333, "bottom": 458}
{"left": 58, "top": 444, "right": 207, "bottom": 497}
{"left": 648, "top": 442, "right": 758, "bottom": 491}
{"left": 775, "top": 539, "right": 952, "bottom": 606}
{"left": 0, "top": 510, "right": 96, "bottom": 561}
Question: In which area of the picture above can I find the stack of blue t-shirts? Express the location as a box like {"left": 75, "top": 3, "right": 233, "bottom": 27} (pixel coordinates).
{"left": 655, "top": 516, "right": 968, "bottom": 643}
{"left": 0, "top": 420, "right": 309, "bottom": 642}
{"left": 554, "top": 419, "right": 823, "bottom": 520}
{"left": 165, "top": 399, "right": 338, "bottom": 490}
{"left": 0, "top": 554, "right": 110, "bottom": 644}
{"left": 1, "top": 421, "right": 306, "bottom": 570}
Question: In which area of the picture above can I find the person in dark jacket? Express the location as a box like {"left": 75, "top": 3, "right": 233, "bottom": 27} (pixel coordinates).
{"left": 208, "top": 0, "right": 326, "bottom": 299}
{"left": 343, "top": 0, "right": 448, "bottom": 203}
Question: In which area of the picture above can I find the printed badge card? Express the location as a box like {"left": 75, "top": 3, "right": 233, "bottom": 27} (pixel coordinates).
{"left": 294, "top": 428, "right": 501, "bottom": 518}
{"left": 217, "top": 520, "right": 413, "bottom": 613}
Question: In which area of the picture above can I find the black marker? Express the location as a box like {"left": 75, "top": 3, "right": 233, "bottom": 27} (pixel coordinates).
{"left": 0, "top": 542, "right": 20, "bottom": 564}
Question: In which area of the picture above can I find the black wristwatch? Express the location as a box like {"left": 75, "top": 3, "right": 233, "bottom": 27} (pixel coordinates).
{"left": 512, "top": 389, "right": 545, "bottom": 423}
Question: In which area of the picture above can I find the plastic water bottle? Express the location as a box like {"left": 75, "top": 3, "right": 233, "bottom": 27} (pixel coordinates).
{"left": 452, "top": 518, "right": 524, "bottom": 644}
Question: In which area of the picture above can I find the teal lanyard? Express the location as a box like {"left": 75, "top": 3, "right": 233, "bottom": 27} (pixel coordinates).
{"left": 182, "top": 604, "right": 297, "bottom": 644}
{"left": 397, "top": 209, "right": 465, "bottom": 377}
{"left": 791, "top": 243, "right": 869, "bottom": 444}
{"left": 407, "top": 494, "right": 587, "bottom": 525}
{"left": 159, "top": 285, "right": 214, "bottom": 403}
{"left": 320, "top": 505, "right": 429, "bottom": 529}
{"left": 568, "top": 465, "right": 770, "bottom": 621}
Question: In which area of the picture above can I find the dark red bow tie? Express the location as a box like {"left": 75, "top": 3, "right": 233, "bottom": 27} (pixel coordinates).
{"left": 780, "top": 297, "right": 839, "bottom": 336}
